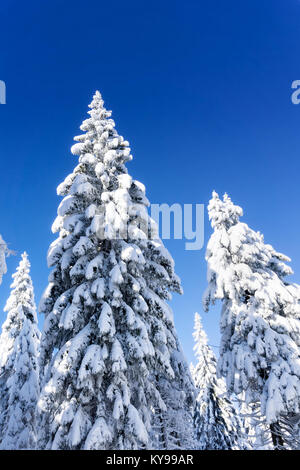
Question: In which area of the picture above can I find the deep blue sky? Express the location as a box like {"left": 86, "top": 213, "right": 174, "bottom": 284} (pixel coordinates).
{"left": 1, "top": 0, "right": 300, "bottom": 364}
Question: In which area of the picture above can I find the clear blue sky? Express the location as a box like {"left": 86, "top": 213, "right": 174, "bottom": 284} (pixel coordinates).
{"left": 1, "top": 0, "right": 300, "bottom": 364}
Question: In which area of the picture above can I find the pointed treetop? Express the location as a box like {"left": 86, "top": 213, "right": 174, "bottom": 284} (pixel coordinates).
{"left": 14, "top": 251, "right": 30, "bottom": 275}
{"left": 192, "top": 312, "right": 208, "bottom": 348}
{"left": 5, "top": 251, "right": 38, "bottom": 324}
{"left": 94, "top": 90, "right": 102, "bottom": 99}
{"left": 70, "top": 89, "right": 130, "bottom": 164}
{"left": 21, "top": 251, "right": 28, "bottom": 261}
{"left": 208, "top": 191, "right": 243, "bottom": 230}
{"left": 88, "top": 90, "right": 104, "bottom": 110}
{"left": 192, "top": 312, "right": 215, "bottom": 374}
{"left": 86, "top": 90, "right": 113, "bottom": 124}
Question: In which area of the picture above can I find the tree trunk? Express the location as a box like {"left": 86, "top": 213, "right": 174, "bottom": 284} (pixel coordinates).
{"left": 270, "top": 421, "right": 284, "bottom": 450}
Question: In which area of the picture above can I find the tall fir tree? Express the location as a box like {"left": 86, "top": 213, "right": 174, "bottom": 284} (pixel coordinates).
{"left": 0, "top": 252, "right": 40, "bottom": 449}
{"left": 203, "top": 192, "right": 300, "bottom": 449}
{"left": 38, "top": 91, "right": 194, "bottom": 450}
{"left": 191, "top": 312, "right": 243, "bottom": 450}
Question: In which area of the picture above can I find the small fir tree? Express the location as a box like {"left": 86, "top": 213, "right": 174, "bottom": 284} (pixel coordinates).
{"left": 0, "top": 252, "right": 40, "bottom": 449}
{"left": 191, "top": 312, "right": 243, "bottom": 450}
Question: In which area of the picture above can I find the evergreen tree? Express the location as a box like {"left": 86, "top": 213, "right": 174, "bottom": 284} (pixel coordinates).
{"left": 0, "top": 252, "right": 40, "bottom": 449}
{"left": 203, "top": 192, "right": 300, "bottom": 449}
{"left": 191, "top": 312, "right": 243, "bottom": 450}
{"left": 38, "top": 91, "right": 194, "bottom": 450}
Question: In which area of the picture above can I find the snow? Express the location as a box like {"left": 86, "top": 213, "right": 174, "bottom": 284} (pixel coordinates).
{"left": 98, "top": 302, "right": 115, "bottom": 336}
{"left": 91, "top": 277, "right": 105, "bottom": 298}
{"left": 84, "top": 418, "right": 112, "bottom": 450}
{"left": 127, "top": 404, "right": 148, "bottom": 444}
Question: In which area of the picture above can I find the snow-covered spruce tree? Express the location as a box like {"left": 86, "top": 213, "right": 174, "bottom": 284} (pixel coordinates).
{"left": 0, "top": 252, "right": 40, "bottom": 449}
{"left": 203, "top": 192, "right": 300, "bottom": 450}
{"left": 191, "top": 312, "right": 243, "bottom": 450}
{"left": 38, "top": 91, "right": 194, "bottom": 450}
